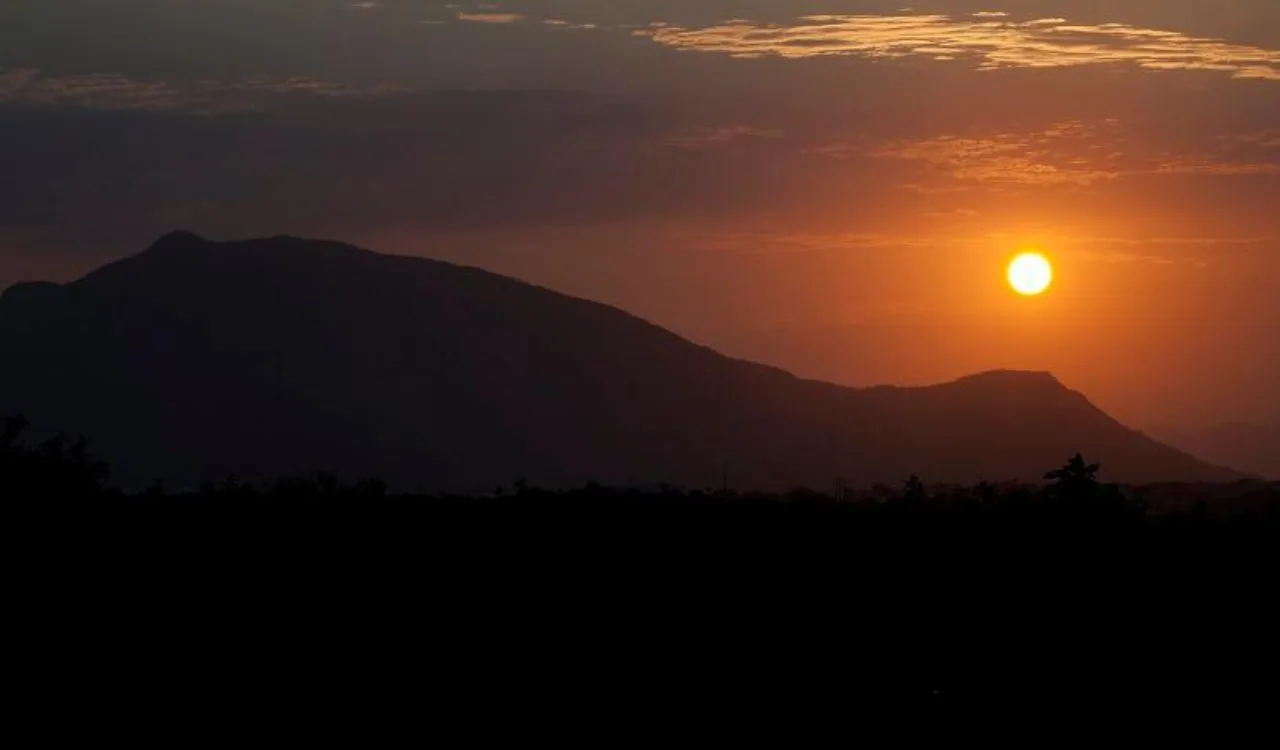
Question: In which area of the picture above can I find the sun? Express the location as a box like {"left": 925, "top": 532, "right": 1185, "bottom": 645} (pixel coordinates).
{"left": 1007, "top": 252, "right": 1053, "bottom": 296}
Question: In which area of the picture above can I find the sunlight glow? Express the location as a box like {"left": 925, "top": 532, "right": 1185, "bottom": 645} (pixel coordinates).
{"left": 1008, "top": 252, "right": 1054, "bottom": 296}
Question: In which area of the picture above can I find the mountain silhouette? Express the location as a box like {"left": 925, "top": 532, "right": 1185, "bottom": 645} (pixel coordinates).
{"left": 1155, "top": 422, "right": 1279, "bottom": 480}
{"left": 0, "top": 232, "right": 1244, "bottom": 491}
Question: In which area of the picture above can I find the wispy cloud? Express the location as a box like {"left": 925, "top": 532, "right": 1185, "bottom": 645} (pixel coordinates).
{"left": 1151, "top": 159, "right": 1280, "bottom": 176}
{"left": 1231, "top": 130, "right": 1280, "bottom": 149}
{"left": 457, "top": 11, "right": 524, "bottom": 24}
{"left": 688, "top": 231, "right": 938, "bottom": 255}
{"left": 666, "top": 126, "right": 782, "bottom": 150}
{"left": 0, "top": 68, "right": 398, "bottom": 113}
{"left": 544, "top": 19, "right": 598, "bottom": 31}
{"left": 811, "top": 120, "right": 1280, "bottom": 187}
{"left": 864, "top": 121, "right": 1128, "bottom": 186}
{"left": 680, "top": 229, "right": 1257, "bottom": 266}
{"left": 636, "top": 13, "right": 1280, "bottom": 81}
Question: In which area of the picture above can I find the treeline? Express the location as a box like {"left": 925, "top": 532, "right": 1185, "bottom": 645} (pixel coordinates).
{"left": 7, "top": 416, "right": 1278, "bottom": 707}
{"left": 5, "top": 413, "right": 1274, "bottom": 527}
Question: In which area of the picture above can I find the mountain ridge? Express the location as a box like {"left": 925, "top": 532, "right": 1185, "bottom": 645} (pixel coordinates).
{"left": 1153, "top": 422, "right": 1279, "bottom": 480}
{"left": 0, "top": 232, "right": 1245, "bottom": 490}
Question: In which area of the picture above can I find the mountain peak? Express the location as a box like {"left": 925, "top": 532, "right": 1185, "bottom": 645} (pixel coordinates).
{"left": 948, "top": 369, "right": 1067, "bottom": 392}
{"left": 960, "top": 369, "right": 1061, "bottom": 383}
{"left": 146, "top": 230, "right": 210, "bottom": 254}
{"left": 0, "top": 280, "right": 63, "bottom": 309}
{"left": 0, "top": 233, "right": 1246, "bottom": 489}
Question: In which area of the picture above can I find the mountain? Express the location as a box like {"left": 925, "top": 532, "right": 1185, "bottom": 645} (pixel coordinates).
{"left": 1153, "top": 423, "right": 1280, "bottom": 480}
{"left": 0, "top": 232, "right": 1244, "bottom": 491}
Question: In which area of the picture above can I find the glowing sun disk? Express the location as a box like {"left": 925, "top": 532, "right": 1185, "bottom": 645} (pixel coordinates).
{"left": 1008, "top": 252, "right": 1053, "bottom": 296}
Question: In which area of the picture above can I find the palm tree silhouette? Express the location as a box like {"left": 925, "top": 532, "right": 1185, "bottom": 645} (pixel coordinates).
{"left": 1045, "top": 453, "right": 1101, "bottom": 499}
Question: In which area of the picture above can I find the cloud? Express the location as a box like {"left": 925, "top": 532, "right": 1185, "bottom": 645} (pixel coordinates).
{"left": 0, "top": 68, "right": 398, "bottom": 113}
{"left": 635, "top": 12, "right": 1280, "bottom": 81}
{"left": 544, "top": 19, "right": 598, "bottom": 31}
{"left": 863, "top": 121, "right": 1127, "bottom": 186}
{"left": 1232, "top": 130, "right": 1280, "bottom": 149}
{"left": 457, "top": 12, "right": 525, "bottom": 24}
{"left": 682, "top": 229, "right": 1263, "bottom": 264}
{"left": 689, "top": 231, "right": 937, "bottom": 255}
{"left": 1152, "top": 159, "right": 1280, "bottom": 177}
{"left": 813, "top": 120, "right": 1280, "bottom": 187}
{"left": 666, "top": 126, "right": 782, "bottom": 150}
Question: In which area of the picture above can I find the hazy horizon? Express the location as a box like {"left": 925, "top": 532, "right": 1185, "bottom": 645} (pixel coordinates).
{"left": 3, "top": 1, "right": 1278, "bottom": 432}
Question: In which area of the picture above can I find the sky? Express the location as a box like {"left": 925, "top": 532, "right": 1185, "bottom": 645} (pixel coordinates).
{"left": 2, "top": 0, "right": 1278, "bottom": 429}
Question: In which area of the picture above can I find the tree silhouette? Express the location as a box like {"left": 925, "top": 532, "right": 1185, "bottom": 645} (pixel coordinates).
{"left": 902, "top": 474, "right": 930, "bottom": 506}
{"left": 1, "top": 415, "right": 109, "bottom": 500}
{"left": 1045, "top": 453, "right": 1101, "bottom": 499}
{"left": 3, "top": 414, "right": 29, "bottom": 448}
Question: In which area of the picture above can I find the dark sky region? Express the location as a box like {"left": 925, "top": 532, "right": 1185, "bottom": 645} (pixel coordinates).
{"left": 2, "top": 1, "right": 1278, "bottom": 430}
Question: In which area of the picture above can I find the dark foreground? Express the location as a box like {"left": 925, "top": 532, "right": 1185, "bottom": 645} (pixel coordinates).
{"left": 5, "top": 424, "right": 1278, "bottom": 720}
{"left": 12, "top": 470, "right": 1279, "bottom": 720}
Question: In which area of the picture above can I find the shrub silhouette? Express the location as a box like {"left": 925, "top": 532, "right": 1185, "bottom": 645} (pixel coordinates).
{"left": 1, "top": 415, "right": 109, "bottom": 500}
{"left": 900, "top": 474, "right": 930, "bottom": 508}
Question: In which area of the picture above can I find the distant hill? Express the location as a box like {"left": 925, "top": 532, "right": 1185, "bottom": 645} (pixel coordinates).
{"left": 1153, "top": 423, "right": 1279, "bottom": 480}
{"left": 0, "top": 232, "right": 1244, "bottom": 491}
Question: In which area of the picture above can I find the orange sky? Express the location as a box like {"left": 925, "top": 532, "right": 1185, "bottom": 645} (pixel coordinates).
{"left": 2, "top": 1, "right": 1277, "bottom": 429}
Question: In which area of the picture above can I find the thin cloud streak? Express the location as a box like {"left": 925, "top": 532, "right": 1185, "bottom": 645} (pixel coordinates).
{"left": 637, "top": 13, "right": 1280, "bottom": 81}
{"left": 0, "top": 68, "right": 399, "bottom": 113}
{"left": 811, "top": 120, "right": 1280, "bottom": 187}
{"left": 682, "top": 229, "right": 1265, "bottom": 268}
{"left": 871, "top": 124, "right": 1126, "bottom": 187}
{"left": 457, "top": 12, "right": 525, "bottom": 24}
{"left": 666, "top": 126, "right": 783, "bottom": 150}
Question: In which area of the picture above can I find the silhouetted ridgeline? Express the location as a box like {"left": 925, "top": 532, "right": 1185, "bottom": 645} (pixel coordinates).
{"left": 1158, "top": 421, "right": 1280, "bottom": 479}
{"left": 4, "top": 233, "right": 1276, "bottom": 708}
{"left": 0, "top": 231, "right": 1246, "bottom": 492}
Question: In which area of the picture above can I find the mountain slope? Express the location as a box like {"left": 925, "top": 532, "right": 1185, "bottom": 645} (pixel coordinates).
{"left": 1155, "top": 423, "right": 1280, "bottom": 480}
{"left": 0, "top": 232, "right": 1243, "bottom": 490}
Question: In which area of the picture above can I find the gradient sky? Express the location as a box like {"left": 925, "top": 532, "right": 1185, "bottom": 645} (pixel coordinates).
{"left": 3, "top": 1, "right": 1278, "bottom": 429}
